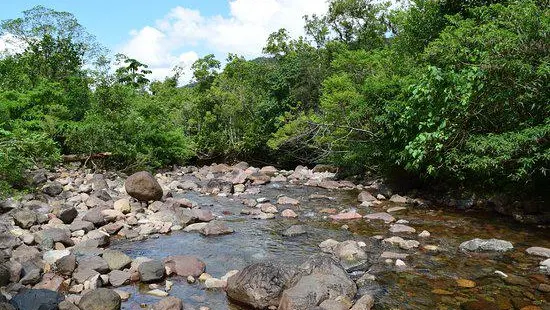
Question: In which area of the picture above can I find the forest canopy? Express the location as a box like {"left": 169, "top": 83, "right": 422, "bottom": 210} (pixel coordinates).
{"left": 0, "top": 1, "right": 548, "bottom": 198}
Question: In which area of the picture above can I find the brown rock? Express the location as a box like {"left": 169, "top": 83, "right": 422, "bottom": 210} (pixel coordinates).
{"left": 125, "top": 171, "right": 163, "bottom": 201}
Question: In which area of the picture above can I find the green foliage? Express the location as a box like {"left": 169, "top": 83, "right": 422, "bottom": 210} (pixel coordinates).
{"left": 0, "top": 129, "right": 59, "bottom": 196}
{"left": 0, "top": 1, "right": 548, "bottom": 198}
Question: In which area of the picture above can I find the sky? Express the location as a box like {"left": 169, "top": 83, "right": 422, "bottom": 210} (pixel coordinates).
{"left": 0, "top": 0, "right": 329, "bottom": 82}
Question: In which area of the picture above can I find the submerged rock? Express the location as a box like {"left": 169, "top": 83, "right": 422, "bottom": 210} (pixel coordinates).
{"left": 459, "top": 238, "right": 513, "bottom": 252}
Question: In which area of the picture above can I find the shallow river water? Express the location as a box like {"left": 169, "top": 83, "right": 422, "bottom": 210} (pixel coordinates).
{"left": 111, "top": 182, "right": 550, "bottom": 310}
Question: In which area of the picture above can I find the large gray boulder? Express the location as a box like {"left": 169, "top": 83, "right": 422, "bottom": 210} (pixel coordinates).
{"left": 78, "top": 288, "right": 121, "bottom": 310}
{"left": 459, "top": 238, "right": 513, "bottom": 252}
{"left": 102, "top": 250, "right": 132, "bottom": 271}
{"left": 125, "top": 171, "right": 163, "bottom": 201}
{"left": 279, "top": 254, "right": 357, "bottom": 310}
{"left": 34, "top": 228, "right": 74, "bottom": 249}
{"left": 226, "top": 262, "right": 296, "bottom": 309}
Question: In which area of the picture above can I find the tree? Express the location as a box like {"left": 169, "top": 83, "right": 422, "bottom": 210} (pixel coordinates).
{"left": 191, "top": 54, "right": 221, "bottom": 89}
{"left": 114, "top": 54, "right": 152, "bottom": 88}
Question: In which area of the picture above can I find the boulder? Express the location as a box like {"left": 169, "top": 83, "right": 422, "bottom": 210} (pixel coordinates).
{"left": 164, "top": 255, "right": 205, "bottom": 277}
{"left": 388, "top": 224, "right": 416, "bottom": 234}
{"left": 102, "top": 250, "right": 132, "bottom": 271}
{"left": 82, "top": 206, "right": 110, "bottom": 227}
{"left": 277, "top": 196, "right": 300, "bottom": 205}
{"left": 350, "top": 294, "right": 375, "bottom": 310}
{"left": 526, "top": 247, "right": 550, "bottom": 258}
{"left": 279, "top": 255, "right": 357, "bottom": 310}
{"left": 459, "top": 238, "right": 513, "bottom": 252}
{"left": 58, "top": 207, "right": 78, "bottom": 224}
{"left": 125, "top": 171, "right": 163, "bottom": 201}
{"left": 9, "top": 289, "right": 64, "bottom": 310}
{"left": 138, "top": 260, "right": 165, "bottom": 283}
{"left": 0, "top": 232, "right": 21, "bottom": 250}
{"left": 203, "top": 179, "right": 233, "bottom": 195}
{"left": 42, "top": 182, "right": 63, "bottom": 196}
{"left": 77, "top": 255, "right": 110, "bottom": 274}
{"left": 56, "top": 254, "right": 76, "bottom": 276}
{"left": 78, "top": 288, "right": 121, "bottom": 310}
{"left": 35, "top": 228, "right": 74, "bottom": 249}
{"left": 12, "top": 210, "right": 37, "bottom": 229}
{"left": 0, "top": 264, "right": 9, "bottom": 286}
{"left": 358, "top": 191, "right": 376, "bottom": 203}
{"left": 108, "top": 270, "right": 130, "bottom": 287}
{"left": 226, "top": 262, "right": 296, "bottom": 309}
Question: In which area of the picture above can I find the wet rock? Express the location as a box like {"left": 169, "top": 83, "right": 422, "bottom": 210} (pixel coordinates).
{"left": 183, "top": 223, "right": 208, "bottom": 232}
{"left": 164, "top": 255, "right": 205, "bottom": 277}
{"left": 259, "top": 203, "right": 278, "bottom": 214}
{"left": 125, "top": 171, "right": 163, "bottom": 201}
{"left": 138, "top": 260, "right": 165, "bottom": 283}
{"left": 387, "top": 224, "right": 415, "bottom": 234}
{"left": 389, "top": 194, "right": 407, "bottom": 203}
{"left": 333, "top": 240, "right": 367, "bottom": 263}
{"left": 283, "top": 225, "right": 307, "bottom": 237}
{"left": 12, "top": 210, "right": 37, "bottom": 229}
{"left": 330, "top": 211, "right": 362, "bottom": 221}
{"left": 279, "top": 254, "right": 357, "bottom": 310}
{"left": 102, "top": 250, "right": 132, "bottom": 271}
{"left": 358, "top": 191, "right": 376, "bottom": 203}
{"left": 56, "top": 254, "right": 76, "bottom": 276}
{"left": 42, "top": 182, "right": 63, "bottom": 197}
{"left": 537, "top": 283, "right": 550, "bottom": 292}
{"left": 199, "top": 221, "right": 234, "bottom": 236}
{"left": 108, "top": 270, "right": 130, "bottom": 287}
{"left": 152, "top": 296, "right": 184, "bottom": 310}
{"left": 58, "top": 207, "right": 78, "bottom": 224}
{"left": 78, "top": 288, "right": 121, "bottom": 310}
{"left": 9, "top": 289, "right": 64, "bottom": 310}
{"left": 503, "top": 274, "right": 531, "bottom": 287}
{"left": 526, "top": 247, "right": 550, "bottom": 258}
{"left": 281, "top": 209, "right": 298, "bottom": 218}
{"left": 459, "top": 238, "right": 513, "bottom": 252}
{"left": 205, "top": 277, "right": 226, "bottom": 288}
{"left": 226, "top": 262, "right": 296, "bottom": 309}
{"left": 364, "top": 212, "right": 395, "bottom": 223}
{"left": 383, "top": 236, "right": 420, "bottom": 250}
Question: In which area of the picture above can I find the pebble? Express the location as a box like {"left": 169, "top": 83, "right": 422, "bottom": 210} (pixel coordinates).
{"left": 187, "top": 276, "right": 196, "bottom": 284}
{"left": 199, "top": 273, "right": 212, "bottom": 281}
{"left": 166, "top": 280, "right": 173, "bottom": 291}
{"left": 395, "top": 259, "right": 407, "bottom": 268}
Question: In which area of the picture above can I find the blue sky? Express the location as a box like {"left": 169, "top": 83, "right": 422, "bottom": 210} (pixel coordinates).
{"left": 0, "top": 1, "right": 329, "bottom": 81}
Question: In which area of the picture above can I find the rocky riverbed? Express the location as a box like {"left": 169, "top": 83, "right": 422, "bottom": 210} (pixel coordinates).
{"left": 0, "top": 163, "right": 549, "bottom": 310}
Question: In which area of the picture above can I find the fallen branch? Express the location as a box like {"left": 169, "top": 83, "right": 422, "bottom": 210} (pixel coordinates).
{"left": 62, "top": 152, "right": 112, "bottom": 163}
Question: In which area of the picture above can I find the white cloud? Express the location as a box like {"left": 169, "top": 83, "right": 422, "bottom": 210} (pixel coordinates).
{"left": 118, "top": 0, "right": 329, "bottom": 83}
